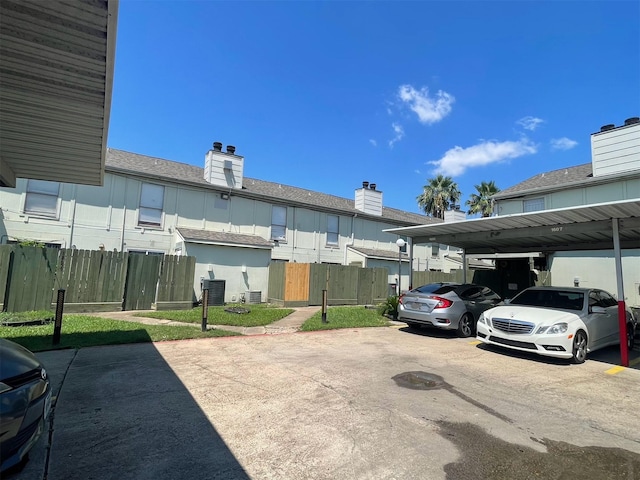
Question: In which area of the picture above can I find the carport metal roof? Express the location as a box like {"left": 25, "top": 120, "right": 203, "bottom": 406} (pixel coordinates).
{"left": 385, "top": 199, "right": 640, "bottom": 255}
{"left": 385, "top": 198, "right": 640, "bottom": 367}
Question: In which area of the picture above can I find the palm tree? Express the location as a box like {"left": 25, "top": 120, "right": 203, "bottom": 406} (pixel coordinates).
{"left": 465, "top": 180, "right": 500, "bottom": 217}
{"left": 416, "top": 175, "right": 461, "bottom": 219}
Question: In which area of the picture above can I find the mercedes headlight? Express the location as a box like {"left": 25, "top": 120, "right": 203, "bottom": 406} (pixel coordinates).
{"left": 536, "top": 322, "right": 568, "bottom": 334}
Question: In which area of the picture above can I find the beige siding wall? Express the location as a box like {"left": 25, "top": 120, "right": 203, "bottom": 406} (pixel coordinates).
{"left": 496, "top": 177, "right": 640, "bottom": 215}
{"left": 550, "top": 250, "right": 640, "bottom": 307}
{"left": 0, "top": 171, "right": 441, "bottom": 302}
{"left": 185, "top": 243, "right": 271, "bottom": 304}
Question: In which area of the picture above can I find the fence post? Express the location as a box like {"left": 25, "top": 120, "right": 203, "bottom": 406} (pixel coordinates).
{"left": 201, "top": 288, "right": 209, "bottom": 332}
{"left": 321, "top": 289, "right": 328, "bottom": 323}
{"left": 52, "top": 289, "right": 65, "bottom": 345}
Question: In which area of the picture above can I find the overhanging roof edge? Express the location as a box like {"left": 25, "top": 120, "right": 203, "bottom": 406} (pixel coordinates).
{"left": 384, "top": 198, "right": 640, "bottom": 237}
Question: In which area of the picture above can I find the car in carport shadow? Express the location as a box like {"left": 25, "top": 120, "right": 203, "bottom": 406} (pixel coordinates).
{"left": 398, "top": 283, "right": 502, "bottom": 338}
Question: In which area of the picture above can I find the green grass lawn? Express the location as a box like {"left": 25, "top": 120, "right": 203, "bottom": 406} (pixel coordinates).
{"left": 133, "top": 304, "right": 294, "bottom": 327}
{"left": 301, "top": 306, "right": 390, "bottom": 331}
{"left": 0, "top": 315, "right": 240, "bottom": 352}
{"left": 0, "top": 305, "right": 391, "bottom": 352}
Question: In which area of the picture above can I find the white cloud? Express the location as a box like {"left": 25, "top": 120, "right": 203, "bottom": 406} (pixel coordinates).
{"left": 369, "top": 139, "right": 377, "bottom": 147}
{"left": 516, "top": 116, "right": 544, "bottom": 131}
{"left": 398, "top": 85, "right": 454, "bottom": 124}
{"left": 388, "top": 123, "right": 405, "bottom": 148}
{"left": 550, "top": 137, "right": 578, "bottom": 151}
{"left": 428, "top": 138, "right": 538, "bottom": 176}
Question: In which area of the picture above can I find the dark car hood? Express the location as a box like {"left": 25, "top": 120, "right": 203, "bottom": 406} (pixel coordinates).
{"left": 0, "top": 338, "right": 41, "bottom": 381}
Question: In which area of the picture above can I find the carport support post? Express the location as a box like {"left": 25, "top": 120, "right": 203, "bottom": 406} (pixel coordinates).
{"left": 612, "top": 219, "right": 629, "bottom": 367}
{"left": 52, "top": 289, "right": 65, "bottom": 345}
{"left": 322, "top": 289, "right": 328, "bottom": 323}
{"left": 201, "top": 288, "right": 209, "bottom": 332}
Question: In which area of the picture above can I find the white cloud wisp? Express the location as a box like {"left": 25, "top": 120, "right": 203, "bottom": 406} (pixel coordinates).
{"left": 398, "top": 85, "right": 454, "bottom": 124}
{"left": 550, "top": 137, "right": 578, "bottom": 151}
{"left": 388, "top": 123, "right": 405, "bottom": 148}
{"left": 516, "top": 116, "right": 544, "bottom": 131}
{"left": 429, "top": 138, "right": 538, "bottom": 177}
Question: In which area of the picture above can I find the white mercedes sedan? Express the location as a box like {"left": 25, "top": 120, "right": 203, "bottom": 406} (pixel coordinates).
{"left": 476, "top": 286, "right": 636, "bottom": 364}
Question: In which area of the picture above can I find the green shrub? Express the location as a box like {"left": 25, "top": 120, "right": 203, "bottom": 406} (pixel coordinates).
{"left": 377, "top": 295, "right": 399, "bottom": 319}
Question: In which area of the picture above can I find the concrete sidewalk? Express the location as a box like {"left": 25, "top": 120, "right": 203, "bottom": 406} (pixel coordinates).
{"left": 83, "top": 305, "right": 321, "bottom": 335}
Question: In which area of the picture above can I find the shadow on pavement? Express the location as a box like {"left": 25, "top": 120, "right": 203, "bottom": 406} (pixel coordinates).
{"left": 6, "top": 336, "right": 249, "bottom": 480}
{"left": 474, "top": 342, "right": 640, "bottom": 369}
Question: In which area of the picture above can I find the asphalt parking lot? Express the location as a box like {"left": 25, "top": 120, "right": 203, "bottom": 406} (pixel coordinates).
{"left": 11, "top": 325, "right": 640, "bottom": 480}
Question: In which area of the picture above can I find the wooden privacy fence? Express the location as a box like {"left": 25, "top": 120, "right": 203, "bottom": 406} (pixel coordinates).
{"left": 0, "top": 245, "right": 196, "bottom": 313}
{"left": 268, "top": 263, "right": 389, "bottom": 307}
{"left": 269, "top": 263, "right": 551, "bottom": 307}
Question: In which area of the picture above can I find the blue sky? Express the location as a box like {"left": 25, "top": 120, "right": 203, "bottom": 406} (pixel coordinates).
{"left": 108, "top": 0, "right": 640, "bottom": 216}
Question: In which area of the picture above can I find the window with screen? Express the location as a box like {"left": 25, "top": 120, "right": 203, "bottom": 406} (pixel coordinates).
{"left": 523, "top": 197, "right": 544, "bottom": 212}
{"left": 138, "top": 183, "right": 164, "bottom": 227}
{"left": 327, "top": 215, "right": 339, "bottom": 246}
{"left": 24, "top": 180, "right": 60, "bottom": 217}
{"left": 271, "top": 205, "right": 287, "bottom": 241}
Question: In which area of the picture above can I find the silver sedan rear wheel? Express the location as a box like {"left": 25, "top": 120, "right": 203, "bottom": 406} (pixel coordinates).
{"left": 457, "top": 313, "right": 473, "bottom": 338}
{"left": 571, "top": 330, "right": 588, "bottom": 364}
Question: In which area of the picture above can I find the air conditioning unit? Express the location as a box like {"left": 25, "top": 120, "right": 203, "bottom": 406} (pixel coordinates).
{"left": 245, "top": 291, "right": 261, "bottom": 304}
{"left": 203, "top": 279, "right": 225, "bottom": 306}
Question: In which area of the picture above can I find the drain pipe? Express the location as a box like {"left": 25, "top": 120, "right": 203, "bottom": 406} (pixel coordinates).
{"left": 343, "top": 214, "right": 357, "bottom": 264}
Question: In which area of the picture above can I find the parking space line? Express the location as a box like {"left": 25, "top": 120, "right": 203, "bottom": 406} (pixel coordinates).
{"left": 468, "top": 340, "right": 482, "bottom": 345}
{"left": 630, "top": 357, "right": 640, "bottom": 367}
{"left": 605, "top": 366, "right": 626, "bottom": 375}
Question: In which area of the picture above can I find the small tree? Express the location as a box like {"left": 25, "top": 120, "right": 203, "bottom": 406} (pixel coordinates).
{"left": 465, "top": 181, "right": 500, "bottom": 217}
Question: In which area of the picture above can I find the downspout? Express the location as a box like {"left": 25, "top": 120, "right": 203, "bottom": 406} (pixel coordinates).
{"left": 343, "top": 214, "right": 356, "bottom": 265}
{"left": 120, "top": 208, "right": 126, "bottom": 252}
{"left": 292, "top": 206, "right": 296, "bottom": 261}
{"left": 68, "top": 185, "right": 77, "bottom": 248}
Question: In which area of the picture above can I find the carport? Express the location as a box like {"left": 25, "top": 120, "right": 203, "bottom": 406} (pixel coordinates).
{"left": 385, "top": 198, "right": 640, "bottom": 366}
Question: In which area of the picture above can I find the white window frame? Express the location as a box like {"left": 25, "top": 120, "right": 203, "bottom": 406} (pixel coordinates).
{"left": 271, "top": 205, "right": 287, "bottom": 242}
{"left": 327, "top": 215, "right": 339, "bottom": 246}
{"left": 24, "top": 180, "right": 60, "bottom": 218}
{"left": 523, "top": 197, "right": 545, "bottom": 213}
{"left": 138, "top": 183, "right": 164, "bottom": 228}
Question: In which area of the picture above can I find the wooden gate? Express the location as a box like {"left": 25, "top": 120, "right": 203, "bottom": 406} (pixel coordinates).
{"left": 2, "top": 246, "right": 58, "bottom": 312}
{"left": 123, "top": 253, "right": 163, "bottom": 310}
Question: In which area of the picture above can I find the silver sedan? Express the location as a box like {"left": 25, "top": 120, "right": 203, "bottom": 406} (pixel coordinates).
{"left": 398, "top": 283, "right": 502, "bottom": 337}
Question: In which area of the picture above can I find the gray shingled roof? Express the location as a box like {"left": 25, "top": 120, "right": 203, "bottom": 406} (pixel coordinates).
{"left": 177, "top": 228, "right": 273, "bottom": 248}
{"left": 106, "top": 148, "right": 438, "bottom": 227}
{"left": 349, "top": 246, "right": 408, "bottom": 260}
{"left": 493, "top": 163, "right": 593, "bottom": 199}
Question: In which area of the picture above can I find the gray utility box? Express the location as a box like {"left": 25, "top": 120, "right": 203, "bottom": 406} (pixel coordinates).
{"left": 245, "top": 291, "right": 262, "bottom": 304}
